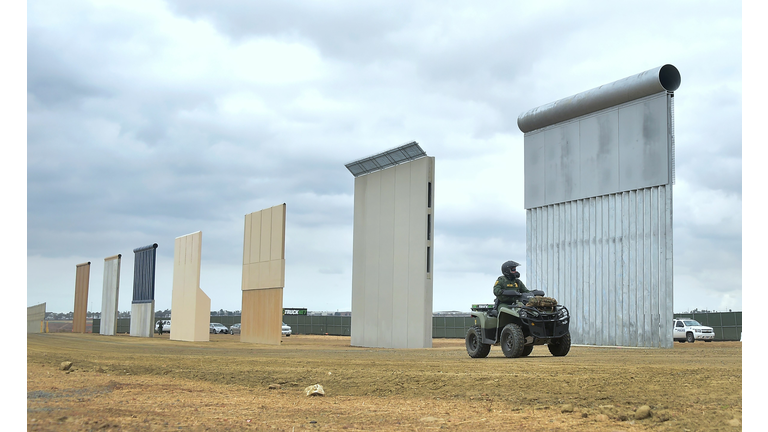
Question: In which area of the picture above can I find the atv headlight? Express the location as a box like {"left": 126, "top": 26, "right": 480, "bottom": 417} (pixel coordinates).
{"left": 519, "top": 310, "right": 527, "bottom": 318}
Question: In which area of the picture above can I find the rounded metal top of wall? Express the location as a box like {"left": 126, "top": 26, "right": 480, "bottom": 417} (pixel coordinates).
{"left": 517, "top": 64, "right": 681, "bottom": 133}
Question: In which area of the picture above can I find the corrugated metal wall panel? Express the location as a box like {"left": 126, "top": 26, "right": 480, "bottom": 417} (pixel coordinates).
{"left": 526, "top": 185, "right": 673, "bottom": 348}
{"left": 132, "top": 243, "right": 158, "bottom": 303}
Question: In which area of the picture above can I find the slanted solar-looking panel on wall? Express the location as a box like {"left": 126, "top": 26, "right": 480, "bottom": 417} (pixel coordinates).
{"left": 132, "top": 243, "right": 158, "bottom": 303}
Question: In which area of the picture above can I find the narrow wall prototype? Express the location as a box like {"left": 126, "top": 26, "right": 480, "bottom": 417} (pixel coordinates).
{"left": 518, "top": 65, "right": 680, "bottom": 348}
{"left": 171, "top": 231, "right": 210, "bottom": 342}
{"left": 130, "top": 244, "right": 157, "bottom": 338}
{"left": 27, "top": 303, "right": 46, "bottom": 333}
{"left": 346, "top": 142, "right": 435, "bottom": 349}
{"left": 240, "top": 204, "right": 286, "bottom": 345}
{"left": 100, "top": 254, "right": 122, "bottom": 336}
{"left": 72, "top": 262, "right": 90, "bottom": 333}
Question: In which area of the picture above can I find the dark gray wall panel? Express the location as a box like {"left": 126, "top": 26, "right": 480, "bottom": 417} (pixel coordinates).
{"left": 132, "top": 243, "right": 158, "bottom": 303}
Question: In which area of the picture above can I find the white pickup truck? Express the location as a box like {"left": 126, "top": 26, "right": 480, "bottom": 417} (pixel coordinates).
{"left": 673, "top": 318, "right": 715, "bottom": 343}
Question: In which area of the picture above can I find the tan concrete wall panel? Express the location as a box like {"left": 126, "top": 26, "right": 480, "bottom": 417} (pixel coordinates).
{"left": 73, "top": 262, "right": 90, "bottom": 333}
{"left": 27, "top": 303, "right": 46, "bottom": 334}
{"left": 240, "top": 288, "right": 283, "bottom": 345}
{"left": 170, "top": 231, "right": 210, "bottom": 342}
{"left": 270, "top": 205, "right": 286, "bottom": 260}
{"left": 241, "top": 204, "right": 286, "bottom": 344}
{"left": 242, "top": 204, "right": 286, "bottom": 291}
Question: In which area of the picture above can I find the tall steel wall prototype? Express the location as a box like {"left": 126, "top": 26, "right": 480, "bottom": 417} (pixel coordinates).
{"left": 349, "top": 155, "right": 435, "bottom": 349}
{"left": 518, "top": 65, "right": 680, "bottom": 348}
{"left": 72, "top": 262, "right": 90, "bottom": 333}
{"left": 130, "top": 243, "right": 157, "bottom": 337}
{"left": 171, "top": 231, "right": 210, "bottom": 342}
{"left": 100, "top": 254, "right": 122, "bottom": 336}
{"left": 240, "top": 204, "right": 286, "bottom": 345}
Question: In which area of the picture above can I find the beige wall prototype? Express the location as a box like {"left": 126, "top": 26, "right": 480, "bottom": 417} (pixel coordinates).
{"left": 73, "top": 262, "right": 90, "bottom": 333}
{"left": 100, "top": 254, "right": 122, "bottom": 336}
{"left": 27, "top": 303, "right": 46, "bottom": 333}
{"left": 241, "top": 204, "right": 286, "bottom": 345}
{"left": 351, "top": 156, "right": 435, "bottom": 348}
{"left": 170, "top": 231, "right": 211, "bottom": 342}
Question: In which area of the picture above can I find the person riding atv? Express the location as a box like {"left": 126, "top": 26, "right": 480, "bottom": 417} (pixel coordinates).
{"left": 465, "top": 260, "right": 571, "bottom": 358}
{"left": 491, "top": 260, "right": 528, "bottom": 315}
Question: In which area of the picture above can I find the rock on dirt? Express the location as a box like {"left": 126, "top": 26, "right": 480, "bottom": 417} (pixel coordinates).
{"left": 305, "top": 384, "right": 325, "bottom": 396}
{"left": 59, "top": 361, "right": 72, "bottom": 371}
{"left": 635, "top": 405, "right": 651, "bottom": 419}
{"left": 561, "top": 404, "right": 574, "bottom": 413}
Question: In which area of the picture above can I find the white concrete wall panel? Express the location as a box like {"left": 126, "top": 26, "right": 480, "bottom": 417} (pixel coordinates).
{"left": 27, "top": 303, "right": 46, "bottom": 333}
{"left": 100, "top": 254, "right": 122, "bottom": 336}
{"left": 170, "top": 231, "right": 210, "bottom": 342}
{"left": 241, "top": 204, "right": 286, "bottom": 345}
{"left": 351, "top": 156, "right": 434, "bottom": 349}
{"left": 350, "top": 179, "right": 367, "bottom": 347}
{"left": 526, "top": 185, "right": 673, "bottom": 348}
{"left": 130, "top": 301, "right": 155, "bottom": 337}
{"left": 73, "top": 262, "right": 90, "bottom": 333}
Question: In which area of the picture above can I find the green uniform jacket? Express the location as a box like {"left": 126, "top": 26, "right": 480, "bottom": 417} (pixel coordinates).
{"left": 493, "top": 275, "right": 529, "bottom": 307}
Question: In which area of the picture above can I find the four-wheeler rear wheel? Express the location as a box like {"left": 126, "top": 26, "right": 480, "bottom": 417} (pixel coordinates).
{"left": 465, "top": 326, "right": 491, "bottom": 358}
{"left": 500, "top": 323, "right": 525, "bottom": 358}
{"left": 548, "top": 332, "right": 571, "bottom": 356}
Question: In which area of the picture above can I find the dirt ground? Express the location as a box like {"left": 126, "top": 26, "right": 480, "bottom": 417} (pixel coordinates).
{"left": 27, "top": 333, "right": 741, "bottom": 431}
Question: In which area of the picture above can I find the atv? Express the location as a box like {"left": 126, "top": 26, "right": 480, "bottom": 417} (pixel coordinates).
{"left": 466, "top": 290, "right": 571, "bottom": 358}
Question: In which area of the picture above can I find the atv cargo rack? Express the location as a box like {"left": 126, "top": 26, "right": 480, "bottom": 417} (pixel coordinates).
{"left": 516, "top": 304, "right": 570, "bottom": 339}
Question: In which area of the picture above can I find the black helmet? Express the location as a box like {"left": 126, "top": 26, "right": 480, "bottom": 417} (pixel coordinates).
{"left": 502, "top": 260, "right": 521, "bottom": 279}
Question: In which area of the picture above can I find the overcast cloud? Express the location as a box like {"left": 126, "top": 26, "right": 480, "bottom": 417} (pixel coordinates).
{"left": 25, "top": 0, "right": 743, "bottom": 314}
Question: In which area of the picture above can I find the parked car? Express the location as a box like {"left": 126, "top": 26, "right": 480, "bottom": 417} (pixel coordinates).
{"left": 210, "top": 323, "right": 229, "bottom": 334}
{"left": 673, "top": 318, "right": 715, "bottom": 343}
{"left": 282, "top": 322, "right": 292, "bottom": 337}
{"left": 229, "top": 323, "right": 241, "bottom": 335}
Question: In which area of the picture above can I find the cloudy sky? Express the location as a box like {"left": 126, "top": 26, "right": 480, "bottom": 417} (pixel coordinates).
{"left": 24, "top": 0, "right": 744, "bottom": 315}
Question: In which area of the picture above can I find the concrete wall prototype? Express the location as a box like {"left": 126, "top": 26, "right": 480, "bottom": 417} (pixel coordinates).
{"left": 518, "top": 65, "right": 679, "bottom": 348}
{"left": 130, "top": 244, "right": 157, "bottom": 337}
{"left": 351, "top": 156, "right": 435, "bottom": 348}
{"left": 171, "top": 231, "right": 210, "bottom": 342}
{"left": 240, "top": 204, "right": 286, "bottom": 345}
{"left": 27, "top": 303, "right": 46, "bottom": 333}
{"left": 100, "top": 254, "right": 122, "bottom": 336}
{"left": 72, "top": 262, "right": 90, "bottom": 333}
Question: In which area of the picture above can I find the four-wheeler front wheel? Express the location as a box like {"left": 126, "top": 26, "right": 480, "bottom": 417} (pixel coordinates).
{"left": 465, "top": 326, "right": 491, "bottom": 358}
{"left": 548, "top": 332, "right": 571, "bottom": 356}
{"left": 500, "top": 323, "right": 525, "bottom": 358}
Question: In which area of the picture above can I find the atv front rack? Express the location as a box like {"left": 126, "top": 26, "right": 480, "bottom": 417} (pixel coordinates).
{"left": 516, "top": 305, "right": 570, "bottom": 339}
